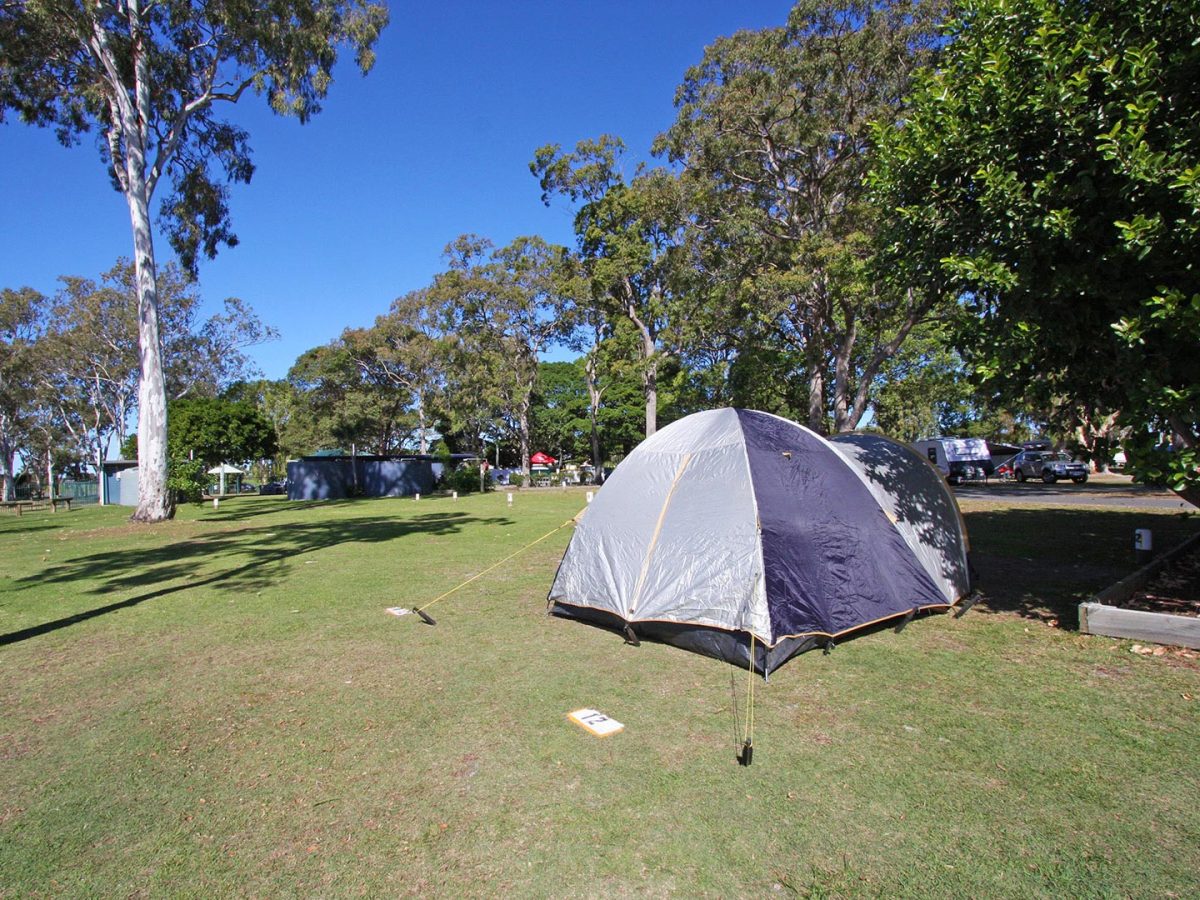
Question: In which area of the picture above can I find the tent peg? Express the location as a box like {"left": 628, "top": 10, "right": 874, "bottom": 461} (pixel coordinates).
{"left": 895, "top": 608, "right": 917, "bottom": 633}
{"left": 738, "top": 739, "right": 754, "bottom": 767}
{"left": 415, "top": 608, "right": 437, "bottom": 626}
{"left": 623, "top": 624, "right": 640, "bottom": 646}
{"left": 954, "top": 594, "right": 980, "bottom": 619}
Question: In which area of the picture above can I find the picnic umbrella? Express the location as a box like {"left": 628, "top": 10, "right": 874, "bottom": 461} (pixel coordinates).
{"left": 530, "top": 452, "right": 557, "bottom": 465}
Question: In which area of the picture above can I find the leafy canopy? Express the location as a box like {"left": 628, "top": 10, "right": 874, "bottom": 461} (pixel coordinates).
{"left": 0, "top": 0, "right": 388, "bottom": 272}
{"left": 869, "top": 0, "right": 1200, "bottom": 500}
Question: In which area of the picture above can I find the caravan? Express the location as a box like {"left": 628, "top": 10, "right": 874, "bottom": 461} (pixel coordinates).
{"left": 912, "top": 437, "right": 993, "bottom": 485}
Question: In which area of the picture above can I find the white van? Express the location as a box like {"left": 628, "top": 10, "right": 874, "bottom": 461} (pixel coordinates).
{"left": 911, "top": 438, "right": 994, "bottom": 485}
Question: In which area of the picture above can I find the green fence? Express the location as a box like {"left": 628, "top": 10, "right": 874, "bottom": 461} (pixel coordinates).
{"left": 58, "top": 479, "right": 100, "bottom": 505}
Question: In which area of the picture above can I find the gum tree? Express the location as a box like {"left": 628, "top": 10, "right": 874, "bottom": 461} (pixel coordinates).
{"left": 656, "top": 0, "right": 948, "bottom": 433}
{"left": 0, "top": 0, "right": 387, "bottom": 520}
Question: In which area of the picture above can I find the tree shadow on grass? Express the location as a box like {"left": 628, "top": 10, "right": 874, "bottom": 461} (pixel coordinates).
{"left": 1, "top": 512, "right": 512, "bottom": 647}
{"left": 963, "top": 506, "right": 1197, "bottom": 627}
{"left": 0, "top": 521, "right": 68, "bottom": 535}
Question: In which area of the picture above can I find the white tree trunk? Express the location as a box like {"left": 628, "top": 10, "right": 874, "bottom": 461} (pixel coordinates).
{"left": 126, "top": 166, "right": 173, "bottom": 521}
{"left": 0, "top": 433, "right": 14, "bottom": 502}
{"left": 586, "top": 349, "right": 603, "bottom": 484}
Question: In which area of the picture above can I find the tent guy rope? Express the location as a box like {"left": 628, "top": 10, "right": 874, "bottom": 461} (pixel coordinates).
{"left": 410, "top": 514, "right": 582, "bottom": 625}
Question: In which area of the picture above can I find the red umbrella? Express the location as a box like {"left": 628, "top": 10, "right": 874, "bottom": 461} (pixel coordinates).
{"left": 530, "top": 451, "right": 557, "bottom": 465}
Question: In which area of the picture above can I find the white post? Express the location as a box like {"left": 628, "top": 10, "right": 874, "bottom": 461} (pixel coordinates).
{"left": 586, "top": 491, "right": 594, "bottom": 504}
{"left": 452, "top": 491, "right": 458, "bottom": 501}
{"left": 1135, "top": 528, "right": 1153, "bottom": 564}
{"left": 213, "top": 497, "right": 219, "bottom": 509}
{"left": 507, "top": 492, "right": 513, "bottom": 507}
{"left": 415, "top": 492, "right": 421, "bottom": 502}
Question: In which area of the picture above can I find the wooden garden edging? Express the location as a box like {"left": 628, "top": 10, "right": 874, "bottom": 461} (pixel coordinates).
{"left": 1079, "top": 530, "right": 1200, "bottom": 650}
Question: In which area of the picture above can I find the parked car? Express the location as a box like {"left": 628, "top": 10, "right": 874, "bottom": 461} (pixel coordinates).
{"left": 239, "top": 481, "right": 258, "bottom": 493}
{"left": 1012, "top": 449, "right": 1089, "bottom": 484}
{"left": 258, "top": 480, "right": 286, "bottom": 495}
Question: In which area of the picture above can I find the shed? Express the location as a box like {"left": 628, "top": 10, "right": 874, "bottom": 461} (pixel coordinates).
{"left": 101, "top": 460, "right": 139, "bottom": 506}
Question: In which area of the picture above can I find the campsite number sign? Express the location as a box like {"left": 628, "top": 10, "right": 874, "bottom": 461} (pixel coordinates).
{"left": 567, "top": 708, "right": 624, "bottom": 738}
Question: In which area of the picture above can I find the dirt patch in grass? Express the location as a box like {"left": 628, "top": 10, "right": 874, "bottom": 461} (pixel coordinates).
{"left": 1122, "top": 545, "right": 1200, "bottom": 618}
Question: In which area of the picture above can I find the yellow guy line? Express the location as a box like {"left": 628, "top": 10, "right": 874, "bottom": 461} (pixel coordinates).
{"left": 414, "top": 516, "right": 579, "bottom": 619}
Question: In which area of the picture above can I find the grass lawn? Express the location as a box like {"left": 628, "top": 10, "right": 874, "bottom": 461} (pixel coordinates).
{"left": 1, "top": 489, "right": 1198, "bottom": 897}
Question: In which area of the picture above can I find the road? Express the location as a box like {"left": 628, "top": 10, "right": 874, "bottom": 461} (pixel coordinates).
{"left": 951, "top": 474, "right": 1192, "bottom": 511}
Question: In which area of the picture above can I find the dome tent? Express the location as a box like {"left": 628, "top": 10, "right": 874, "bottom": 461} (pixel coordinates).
{"left": 548, "top": 409, "right": 971, "bottom": 676}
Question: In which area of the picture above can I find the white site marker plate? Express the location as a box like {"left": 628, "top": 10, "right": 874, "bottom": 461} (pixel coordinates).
{"left": 385, "top": 607, "right": 412, "bottom": 617}
{"left": 567, "top": 708, "right": 624, "bottom": 738}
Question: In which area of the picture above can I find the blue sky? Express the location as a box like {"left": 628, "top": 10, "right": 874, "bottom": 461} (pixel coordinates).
{"left": 1, "top": 1, "right": 794, "bottom": 380}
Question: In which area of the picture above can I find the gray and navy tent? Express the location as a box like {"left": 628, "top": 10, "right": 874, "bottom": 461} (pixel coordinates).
{"left": 548, "top": 409, "right": 971, "bottom": 676}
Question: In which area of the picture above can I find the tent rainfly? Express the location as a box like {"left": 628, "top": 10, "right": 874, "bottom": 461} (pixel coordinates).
{"left": 548, "top": 409, "right": 972, "bottom": 676}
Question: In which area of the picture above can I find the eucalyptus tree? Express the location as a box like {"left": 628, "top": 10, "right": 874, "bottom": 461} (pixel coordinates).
{"left": 0, "top": 287, "right": 48, "bottom": 501}
{"left": 427, "top": 234, "right": 578, "bottom": 479}
{"left": 868, "top": 0, "right": 1200, "bottom": 502}
{"left": 656, "top": 0, "right": 948, "bottom": 433}
{"left": 0, "top": 0, "right": 388, "bottom": 521}
{"left": 533, "top": 137, "right": 696, "bottom": 438}
{"left": 343, "top": 290, "right": 446, "bottom": 455}
{"left": 287, "top": 340, "right": 411, "bottom": 457}
{"left": 41, "top": 260, "right": 275, "bottom": 501}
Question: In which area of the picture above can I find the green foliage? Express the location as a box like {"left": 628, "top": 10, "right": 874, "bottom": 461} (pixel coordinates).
{"left": 285, "top": 339, "right": 413, "bottom": 456}
{"left": 869, "top": 0, "right": 1200, "bottom": 502}
{"left": 530, "top": 361, "right": 590, "bottom": 460}
{"left": 532, "top": 139, "right": 693, "bottom": 437}
{"left": 0, "top": 287, "right": 47, "bottom": 499}
{"left": 444, "top": 464, "right": 486, "bottom": 495}
{"left": 426, "top": 234, "right": 580, "bottom": 471}
{"left": 507, "top": 472, "right": 525, "bottom": 487}
{"left": 167, "top": 396, "right": 277, "bottom": 466}
{"left": 0, "top": 0, "right": 389, "bottom": 272}
{"left": 166, "top": 454, "right": 207, "bottom": 503}
{"left": 656, "top": 0, "right": 951, "bottom": 432}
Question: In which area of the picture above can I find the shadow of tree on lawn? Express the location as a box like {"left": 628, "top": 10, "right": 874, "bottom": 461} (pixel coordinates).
{"left": 964, "top": 506, "right": 1197, "bottom": 627}
{"left": 2, "top": 512, "right": 512, "bottom": 647}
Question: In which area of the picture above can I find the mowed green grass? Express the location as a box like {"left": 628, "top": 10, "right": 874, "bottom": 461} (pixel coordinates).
{"left": 1, "top": 489, "right": 1198, "bottom": 897}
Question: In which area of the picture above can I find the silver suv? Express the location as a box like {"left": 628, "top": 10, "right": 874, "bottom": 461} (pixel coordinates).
{"left": 1012, "top": 450, "right": 1089, "bottom": 484}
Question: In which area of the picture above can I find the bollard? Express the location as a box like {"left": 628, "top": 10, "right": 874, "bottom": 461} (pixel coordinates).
{"left": 452, "top": 491, "right": 458, "bottom": 501}
{"left": 586, "top": 491, "right": 594, "bottom": 504}
{"left": 415, "top": 492, "right": 420, "bottom": 501}
{"left": 507, "top": 492, "right": 513, "bottom": 507}
{"left": 213, "top": 497, "right": 219, "bottom": 510}
{"left": 1134, "top": 528, "right": 1154, "bottom": 565}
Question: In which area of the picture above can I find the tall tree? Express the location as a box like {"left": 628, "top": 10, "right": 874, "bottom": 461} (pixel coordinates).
{"left": 869, "top": 0, "right": 1200, "bottom": 503}
{"left": 0, "top": 288, "right": 48, "bottom": 501}
{"left": 533, "top": 138, "right": 693, "bottom": 438}
{"left": 427, "top": 235, "right": 577, "bottom": 479}
{"left": 344, "top": 290, "right": 446, "bottom": 455}
{"left": 287, "top": 340, "right": 411, "bottom": 456}
{"left": 656, "top": 0, "right": 948, "bottom": 433}
{"left": 1, "top": 0, "right": 387, "bottom": 521}
{"left": 39, "top": 259, "right": 275, "bottom": 501}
